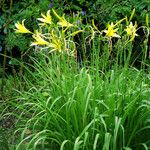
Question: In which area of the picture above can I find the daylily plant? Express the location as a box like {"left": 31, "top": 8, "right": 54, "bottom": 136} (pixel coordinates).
{"left": 14, "top": 9, "right": 143, "bottom": 56}
{"left": 14, "top": 9, "right": 81, "bottom": 55}
{"left": 37, "top": 10, "right": 52, "bottom": 25}
{"left": 31, "top": 31, "right": 49, "bottom": 46}
{"left": 52, "top": 9, "right": 73, "bottom": 28}
{"left": 125, "top": 22, "right": 138, "bottom": 41}
{"left": 15, "top": 19, "right": 32, "bottom": 34}
{"left": 49, "top": 30, "right": 63, "bottom": 52}
{"left": 104, "top": 22, "right": 120, "bottom": 38}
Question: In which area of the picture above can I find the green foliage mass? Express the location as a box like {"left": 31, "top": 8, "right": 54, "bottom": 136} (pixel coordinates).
{"left": 1, "top": 52, "right": 150, "bottom": 149}
{"left": 55, "top": 0, "right": 150, "bottom": 26}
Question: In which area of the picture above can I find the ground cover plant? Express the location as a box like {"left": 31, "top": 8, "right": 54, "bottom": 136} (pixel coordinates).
{"left": 0, "top": 7, "right": 150, "bottom": 150}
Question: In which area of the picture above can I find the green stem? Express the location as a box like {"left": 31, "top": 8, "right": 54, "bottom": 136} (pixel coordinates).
{"left": 1, "top": 48, "right": 7, "bottom": 94}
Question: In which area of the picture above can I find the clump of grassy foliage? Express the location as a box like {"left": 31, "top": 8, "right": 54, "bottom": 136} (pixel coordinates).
{"left": 1, "top": 52, "right": 150, "bottom": 150}
{"left": 0, "top": 9, "right": 150, "bottom": 150}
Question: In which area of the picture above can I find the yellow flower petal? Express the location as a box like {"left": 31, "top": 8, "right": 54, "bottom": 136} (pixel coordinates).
{"left": 57, "top": 19, "right": 73, "bottom": 27}
{"left": 31, "top": 31, "right": 49, "bottom": 46}
{"left": 125, "top": 22, "right": 138, "bottom": 41}
{"left": 52, "top": 9, "right": 73, "bottom": 28}
{"left": 104, "top": 22, "right": 120, "bottom": 38}
{"left": 15, "top": 20, "right": 32, "bottom": 34}
{"left": 37, "top": 10, "right": 52, "bottom": 24}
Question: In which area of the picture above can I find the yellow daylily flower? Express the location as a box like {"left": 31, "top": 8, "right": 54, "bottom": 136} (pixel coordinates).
{"left": 15, "top": 19, "right": 32, "bottom": 34}
{"left": 49, "top": 41, "right": 62, "bottom": 52}
{"left": 31, "top": 31, "right": 49, "bottom": 46}
{"left": 104, "top": 22, "right": 120, "bottom": 38}
{"left": 52, "top": 9, "right": 73, "bottom": 28}
{"left": 49, "top": 31, "right": 62, "bottom": 52}
{"left": 125, "top": 22, "right": 138, "bottom": 41}
{"left": 37, "top": 10, "right": 52, "bottom": 24}
{"left": 57, "top": 16, "right": 73, "bottom": 28}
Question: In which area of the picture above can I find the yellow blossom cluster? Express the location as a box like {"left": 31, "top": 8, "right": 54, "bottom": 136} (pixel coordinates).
{"left": 93, "top": 19, "right": 138, "bottom": 41}
{"left": 15, "top": 9, "right": 83, "bottom": 54}
{"left": 14, "top": 9, "right": 139, "bottom": 54}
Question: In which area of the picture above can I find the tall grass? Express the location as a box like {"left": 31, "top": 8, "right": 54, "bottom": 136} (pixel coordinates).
{"left": 1, "top": 48, "right": 149, "bottom": 149}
